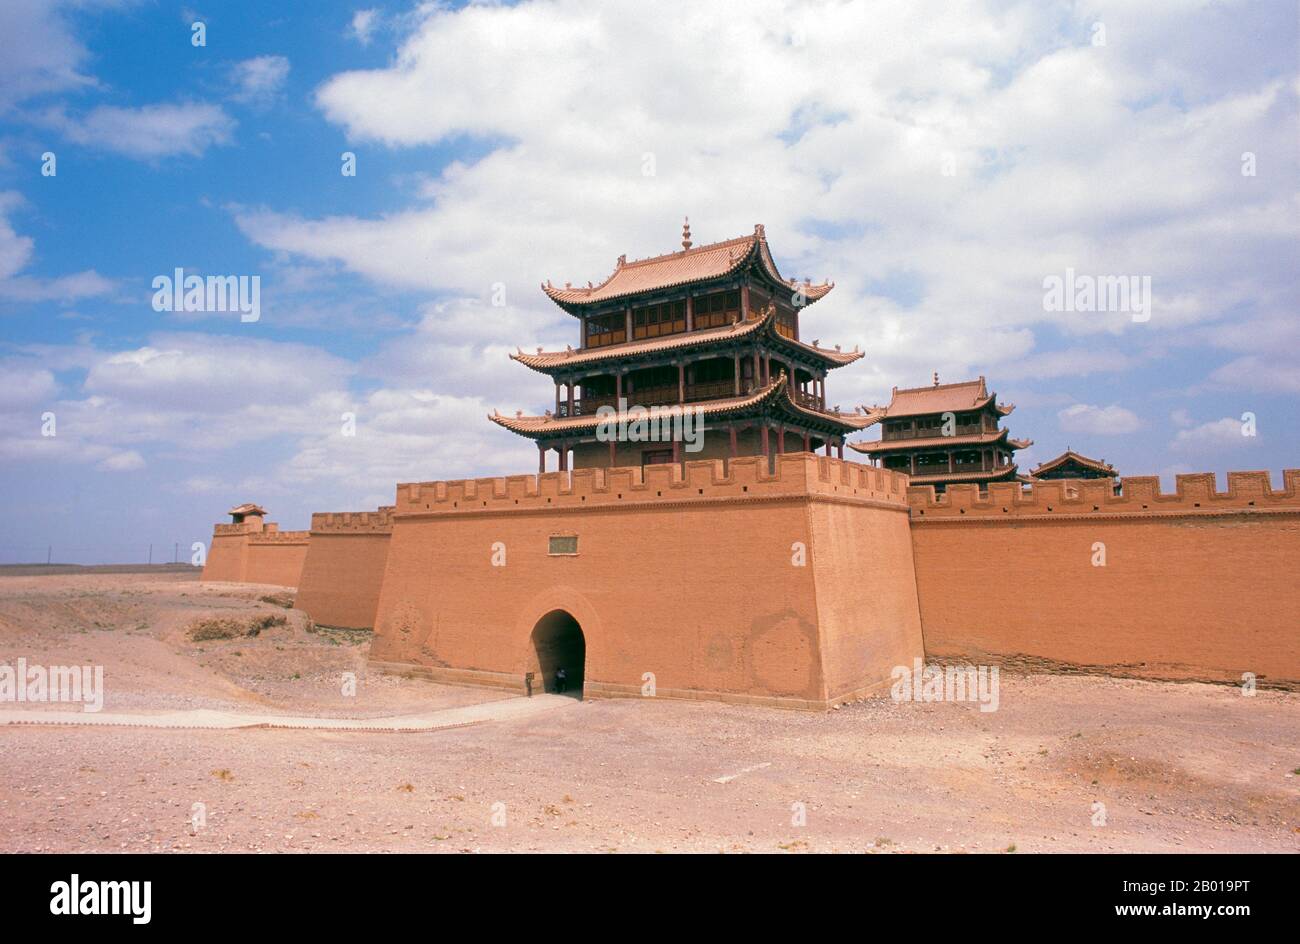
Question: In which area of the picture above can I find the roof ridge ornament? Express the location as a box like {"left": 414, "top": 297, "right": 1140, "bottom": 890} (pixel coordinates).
{"left": 933, "top": 371, "right": 940, "bottom": 386}
{"left": 681, "top": 216, "right": 692, "bottom": 250}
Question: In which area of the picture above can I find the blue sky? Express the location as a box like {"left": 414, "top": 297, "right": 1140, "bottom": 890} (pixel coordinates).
{"left": 0, "top": 0, "right": 1296, "bottom": 563}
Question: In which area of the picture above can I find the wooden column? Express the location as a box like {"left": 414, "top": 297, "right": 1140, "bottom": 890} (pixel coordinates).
{"left": 555, "top": 383, "right": 561, "bottom": 415}
{"left": 753, "top": 351, "right": 761, "bottom": 386}
{"left": 677, "top": 362, "right": 685, "bottom": 403}
{"left": 609, "top": 439, "right": 617, "bottom": 468}
{"left": 729, "top": 427, "right": 738, "bottom": 457}
{"left": 761, "top": 425, "right": 770, "bottom": 461}
{"left": 764, "top": 353, "right": 772, "bottom": 384}
{"left": 672, "top": 439, "right": 681, "bottom": 465}
{"left": 778, "top": 426, "right": 786, "bottom": 454}
{"left": 538, "top": 442, "right": 546, "bottom": 474}
{"left": 824, "top": 438, "right": 832, "bottom": 457}
{"left": 615, "top": 372, "right": 623, "bottom": 404}
{"left": 740, "top": 284, "right": 750, "bottom": 322}
{"left": 733, "top": 353, "right": 741, "bottom": 395}
{"left": 803, "top": 432, "right": 811, "bottom": 453}
{"left": 836, "top": 439, "right": 844, "bottom": 460}
{"left": 567, "top": 381, "right": 574, "bottom": 416}
{"left": 625, "top": 307, "right": 632, "bottom": 342}
{"left": 685, "top": 295, "right": 693, "bottom": 332}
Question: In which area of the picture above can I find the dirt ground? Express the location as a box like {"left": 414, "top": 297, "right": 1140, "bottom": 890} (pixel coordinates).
{"left": 0, "top": 571, "right": 1295, "bottom": 853}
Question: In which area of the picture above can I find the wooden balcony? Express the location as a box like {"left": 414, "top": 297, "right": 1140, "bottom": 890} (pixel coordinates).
{"left": 791, "top": 389, "right": 825, "bottom": 410}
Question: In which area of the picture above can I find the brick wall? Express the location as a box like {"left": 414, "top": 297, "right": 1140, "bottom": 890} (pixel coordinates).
{"left": 908, "top": 471, "right": 1300, "bottom": 687}
{"left": 369, "top": 454, "right": 922, "bottom": 708}
{"left": 200, "top": 519, "right": 310, "bottom": 587}
{"left": 293, "top": 508, "right": 394, "bottom": 629}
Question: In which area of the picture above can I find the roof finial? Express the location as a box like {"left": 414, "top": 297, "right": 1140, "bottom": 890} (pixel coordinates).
{"left": 681, "top": 216, "right": 692, "bottom": 250}
{"left": 933, "top": 371, "right": 940, "bottom": 386}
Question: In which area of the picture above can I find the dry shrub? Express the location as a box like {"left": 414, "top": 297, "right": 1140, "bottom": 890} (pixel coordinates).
{"left": 187, "top": 613, "right": 287, "bottom": 641}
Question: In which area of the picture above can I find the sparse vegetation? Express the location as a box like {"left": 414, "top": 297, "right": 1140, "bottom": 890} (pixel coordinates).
{"left": 211, "top": 769, "right": 233, "bottom": 781}
{"left": 187, "top": 613, "right": 287, "bottom": 641}
{"left": 259, "top": 592, "right": 296, "bottom": 609}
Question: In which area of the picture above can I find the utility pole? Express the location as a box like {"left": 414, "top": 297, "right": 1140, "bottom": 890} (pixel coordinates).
{"left": 148, "top": 543, "right": 153, "bottom": 565}
{"left": 47, "top": 545, "right": 51, "bottom": 565}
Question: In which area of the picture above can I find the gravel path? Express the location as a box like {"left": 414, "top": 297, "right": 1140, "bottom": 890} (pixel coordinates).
{"left": 0, "top": 693, "right": 574, "bottom": 732}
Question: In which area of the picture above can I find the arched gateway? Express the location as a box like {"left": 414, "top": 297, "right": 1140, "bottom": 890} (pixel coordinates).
{"left": 530, "top": 609, "right": 586, "bottom": 697}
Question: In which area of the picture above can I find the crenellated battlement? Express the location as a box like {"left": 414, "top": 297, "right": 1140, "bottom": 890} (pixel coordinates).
{"left": 393, "top": 454, "right": 911, "bottom": 516}
{"left": 908, "top": 469, "right": 1300, "bottom": 520}
{"left": 247, "top": 528, "right": 311, "bottom": 545}
{"left": 311, "top": 505, "right": 395, "bottom": 534}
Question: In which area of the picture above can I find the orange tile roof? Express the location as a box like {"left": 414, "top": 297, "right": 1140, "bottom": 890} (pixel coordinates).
{"left": 867, "top": 376, "right": 1014, "bottom": 419}
{"left": 510, "top": 304, "right": 862, "bottom": 373}
{"left": 489, "top": 374, "right": 874, "bottom": 438}
{"left": 228, "top": 503, "right": 267, "bottom": 516}
{"left": 906, "top": 465, "right": 1021, "bottom": 483}
{"left": 849, "top": 428, "right": 1032, "bottom": 453}
{"left": 1030, "top": 449, "right": 1117, "bottom": 477}
{"left": 541, "top": 223, "right": 833, "bottom": 309}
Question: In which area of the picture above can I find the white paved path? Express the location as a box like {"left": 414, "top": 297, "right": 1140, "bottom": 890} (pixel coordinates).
{"left": 0, "top": 693, "right": 576, "bottom": 733}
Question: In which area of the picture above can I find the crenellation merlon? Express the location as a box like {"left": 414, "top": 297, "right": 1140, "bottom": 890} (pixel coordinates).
{"left": 394, "top": 454, "right": 911, "bottom": 515}
{"left": 246, "top": 528, "right": 311, "bottom": 544}
{"left": 908, "top": 468, "right": 1300, "bottom": 519}
{"left": 310, "top": 505, "right": 395, "bottom": 534}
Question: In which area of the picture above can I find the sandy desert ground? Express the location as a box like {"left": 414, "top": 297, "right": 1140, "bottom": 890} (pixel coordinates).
{"left": 0, "top": 570, "right": 1295, "bottom": 853}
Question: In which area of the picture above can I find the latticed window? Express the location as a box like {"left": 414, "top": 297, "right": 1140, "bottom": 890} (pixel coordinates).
{"left": 585, "top": 312, "right": 625, "bottom": 348}
{"left": 692, "top": 290, "right": 740, "bottom": 329}
{"left": 632, "top": 300, "right": 686, "bottom": 339}
{"left": 773, "top": 300, "right": 798, "bottom": 339}
{"left": 548, "top": 535, "right": 578, "bottom": 555}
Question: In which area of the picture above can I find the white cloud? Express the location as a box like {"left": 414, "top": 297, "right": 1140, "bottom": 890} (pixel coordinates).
{"left": 1172, "top": 417, "right": 1257, "bottom": 450}
{"left": 0, "top": 193, "right": 116, "bottom": 301}
{"left": 0, "top": 361, "right": 58, "bottom": 405}
{"left": 226, "top": 0, "right": 1298, "bottom": 407}
{"left": 349, "top": 9, "right": 380, "bottom": 46}
{"left": 48, "top": 102, "right": 236, "bottom": 159}
{"left": 229, "top": 55, "right": 290, "bottom": 106}
{"left": 1057, "top": 403, "right": 1142, "bottom": 435}
{"left": 0, "top": 0, "right": 97, "bottom": 109}
{"left": 98, "top": 449, "right": 144, "bottom": 471}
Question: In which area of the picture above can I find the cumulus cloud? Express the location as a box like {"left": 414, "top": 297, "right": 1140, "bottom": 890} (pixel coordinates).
{"left": 1057, "top": 403, "right": 1143, "bottom": 435}
{"left": 47, "top": 102, "right": 236, "bottom": 159}
{"left": 1172, "top": 417, "right": 1257, "bottom": 450}
{"left": 0, "top": 0, "right": 97, "bottom": 109}
{"left": 0, "top": 193, "right": 116, "bottom": 302}
{"left": 229, "top": 56, "right": 290, "bottom": 106}
{"left": 228, "top": 0, "right": 1297, "bottom": 410}
{"left": 98, "top": 449, "right": 144, "bottom": 471}
{"left": 349, "top": 9, "right": 380, "bottom": 46}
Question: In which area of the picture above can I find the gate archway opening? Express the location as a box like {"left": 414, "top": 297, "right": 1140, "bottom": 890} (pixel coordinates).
{"left": 530, "top": 609, "right": 585, "bottom": 698}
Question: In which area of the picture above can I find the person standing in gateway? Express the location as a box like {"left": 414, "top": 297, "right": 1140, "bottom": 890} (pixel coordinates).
{"left": 555, "top": 666, "right": 567, "bottom": 694}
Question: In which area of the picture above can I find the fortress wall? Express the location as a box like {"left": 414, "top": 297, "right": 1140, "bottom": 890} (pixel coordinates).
{"left": 293, "top": 508, "right": 394, "bottom": 629}
{"left": 370, "top": 455, "right": 914, "bottom": 708}
{"left": 908, "top": 471, "right": 1300, "bottom": 687}
{"left": 807, "top": 465, "right": 924, "bottom": 701}
{"left": 200, "top": 521, "right": 310, "bottom": 587}
{"left": 243, "top": 530, "right": 310, "bottom": 587}
{"left": 202, "top": 523, "right": 250, "bottom": 582}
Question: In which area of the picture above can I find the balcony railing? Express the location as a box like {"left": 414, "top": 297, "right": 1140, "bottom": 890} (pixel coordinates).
{"left": 884, "top": 423, "right": 985, "bottom": 441}
{"left": 557, "top": 382, "right": 750, "bottom": 416}
{"left": 792, "top": 389, "right": 825, "bottom": 410}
